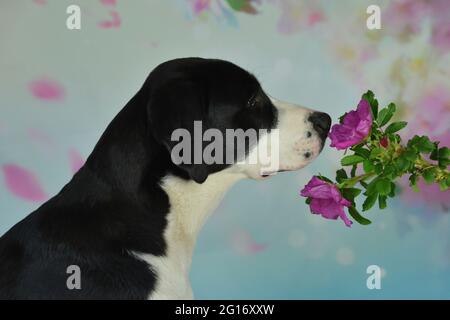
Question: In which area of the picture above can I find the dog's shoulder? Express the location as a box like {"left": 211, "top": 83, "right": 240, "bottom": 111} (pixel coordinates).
{"left": 0, "top": 167, "right": 171, "bottom": 299}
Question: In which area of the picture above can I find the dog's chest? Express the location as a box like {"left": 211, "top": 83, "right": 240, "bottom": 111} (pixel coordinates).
{"left": 138, "top": 173, "right": 241, "bottom": 300}
{"left": 137, "top": 250, "right": 194, "bottom": 300}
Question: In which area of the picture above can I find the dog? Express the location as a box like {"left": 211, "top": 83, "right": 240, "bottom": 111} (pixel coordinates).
{"left": 0, "top": 58, "right": 331, "bottom": 299}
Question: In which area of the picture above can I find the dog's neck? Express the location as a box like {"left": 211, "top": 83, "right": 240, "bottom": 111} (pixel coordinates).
{"left": 144, "top": 170, "right": 243, "bottom": 299}
{"left": 161, "top": 170, "right": 244, "bottom": 254}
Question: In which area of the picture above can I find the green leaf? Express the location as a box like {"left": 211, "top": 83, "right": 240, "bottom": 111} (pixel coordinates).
{"left": 371, "top": 103, "right": 378, "bottom": 119}
{"left": 409, "top": 174, "right": 418, "bottom": 186}
{"left": 226, "top": 0, "right": 247, "bottom": 10}
{"left": 395, "top": 156, "right": 409, "bottom": 172}
{"left": 362, "top": 90, "right": 374, "bottom": 101}
{"left": 403, "top": 149, "right": 417, "bottom": 161}
{"left": 305, "top": 197, "right": 311, "bottom": 205}
{"left": 407, "top": 135, "right": 420, "bottom": 147}
{"left": 384, "top": 165, "right": 396, "bottom": 179}
{"left": 363, "top": 159, "right": 375, "bottom": 173}
{"left": 339, "top": 112, "right": 348, "bottom": 124}
{"left": 370, "top": 147, "right": 384, "bottom": 159}
{"left": 362, "top": 90, "right": 378, "bottom": 118}
{"left": 416, "top": 136, "right": 435, "bottom": 154}
{"left": 366, "top": 177, "right": 380, "bottom": 195}
{"left": 409, "top": 174, "right": 420, "bottom": 192}
{"left": 385, "top": 121, "right": 408, "bottom": 134}
{"left": 422, "top": 168, "right": 436, "bottom": 185}
{"left": 389, "top": 182, "right": 396, "bottom": 197}
{"left": 376, "top": 178, "right": 392, "bottom": 196}
{"left": 351, "top": 164, "right": 357, "bottom": 177}
{"left": 378, "top": 195, "right": 387, "bottom": 209}
{"left": 432, "top": 146, "right": 450, "bottom": 167}
{"left": 342, "top": 188, "right": 362, "bottom": 201}
{"left": 317, "top": 175, "right": 333, "bottom": 184}
{"left": 430, "top": 148, "right": 439, "bottom": 160}
{"left": 374, "top": 163, "right": 383, "bottom": 175}
{"left": 335, "top": 169, "right": 348, "bottom": 183}
{"left": 439, "top": 180, "right": 448, "bottom": 191}
{"left": 439, "top": 157, "right": 450, "bottom": 169}
{"left": 352, "top": 146, "right": 370, "bottom": 158}
{"left": 341, "top": 155, "right": 365, "bottom": 166}
{"left": 439, "top": 146, "right": 450, "bottom": 159}
{"left": 362, "top": 193, "right": 378, "bottom": 211}
{"left": 348, "top": 207, "right": 371, "bottom": 225}
{"left": 377, "top": 104, "right": 395, "bottom": 127}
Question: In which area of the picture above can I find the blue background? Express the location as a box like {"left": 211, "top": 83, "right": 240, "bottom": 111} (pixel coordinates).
{"left": 0, "top": 0, "right": 449, "bottom": 299}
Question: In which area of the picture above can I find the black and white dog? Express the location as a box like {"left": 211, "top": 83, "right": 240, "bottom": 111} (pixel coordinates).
{"left": 0, "top": 58, "right": 331, "bottom": 299}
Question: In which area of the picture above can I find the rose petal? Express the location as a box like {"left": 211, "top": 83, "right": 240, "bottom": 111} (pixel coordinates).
{"left": 231, "top": 229, "right": 268, "bottom": 255}
{"left": 100, "top": 0, "right": 116, "bottom": 6}
{"left": 98, "top": 10, "right": 121, "bottom": 28}
{"left": 329, "top": 99, "right": 372, "bottom": 149}
{"left": 69, "top": 149, "right": 85, "bottom": 175}
{"left": 2, "top": 164, "right": 47, "bottom": 202}
{"left": 29, "top": 78, "right": 65, "bottom": 101}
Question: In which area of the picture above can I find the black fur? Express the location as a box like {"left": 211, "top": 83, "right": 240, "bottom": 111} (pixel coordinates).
{"left": 0, "top": 58, "right": 277, "bottom": 299}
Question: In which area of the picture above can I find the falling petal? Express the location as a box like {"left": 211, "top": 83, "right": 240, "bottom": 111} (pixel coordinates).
{"left": 69, "top": 149, "right": 85, "bottom": 174}
{"left": 33, "top": 0, "right": 47, "bottom": 5}
{"left": 193, "top": 0, "right": 210, "bottom": 14}
{"left": 98, "top": 10, "right": 121, "bottom": 28}
{"left": 2, "top": 164, "right": 47, "bottom": 202}
{"left": 307, "top": 11, "right": 324, "bottom": 26}
{"left": 231, "top": 229, "right": 267, "bottom": 255}
{"left": 29, "top": 78, "right": 65, "bottom": 101}
{"left": 100, "top": 0, "right": 116, "bottom": 6}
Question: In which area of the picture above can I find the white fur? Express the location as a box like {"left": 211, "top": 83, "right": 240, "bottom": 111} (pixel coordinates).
{"left": 139, "top": 169, "right": 244, "bottom": 300}
{"left": 137, "top": 97, "right": 324, "bottom": 299}
{"left": 236, "top": 97, "right": 323, "bottom": 179}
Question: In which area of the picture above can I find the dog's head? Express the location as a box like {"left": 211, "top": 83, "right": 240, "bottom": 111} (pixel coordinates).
{"left": 147, "top": 58, "right": 331, "bottom": 183}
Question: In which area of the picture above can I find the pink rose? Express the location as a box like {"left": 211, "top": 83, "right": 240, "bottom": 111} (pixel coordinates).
{"left": 300, "top": 177, "right": 353, "bottom": 227}
{"left": 329, "top": 99, "right": 372, "bottom": 150}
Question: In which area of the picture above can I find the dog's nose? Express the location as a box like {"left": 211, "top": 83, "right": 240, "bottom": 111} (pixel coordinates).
{"left": 308, "top": 112, "right": 331, "bottom": 141}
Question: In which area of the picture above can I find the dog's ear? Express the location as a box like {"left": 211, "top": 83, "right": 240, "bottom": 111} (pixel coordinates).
{"left": 147, "top": 78, "right": 210, "bottom": 184}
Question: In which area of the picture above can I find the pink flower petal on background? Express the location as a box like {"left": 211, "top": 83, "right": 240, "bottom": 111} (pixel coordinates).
{"left": 307, "top": 11, "right": 324, "bottom": 26}
{"left": 29, "top": 78, "right": 65, "bottom": 101}
{"left": 69, "top": 149, "right": 85, "bottom": 174}
{"left": 193, "top": 0, "right": 210, "bottom": 14}
{"left": 2, "top": 164, "right": 47, "bottom": 202}
{"left": 231, "top": 229, "right": 268, "bottom": 255}
{"left": 399, "top": 88, "right": 450, "bottom": 210}
{"left": 431, "top": 18, "right": 450, "bottom": 54}
{"left": 99, "top": 21, "right": 113, "bottom": 28}
{"left": 98, "top": 11, "right": 121, "bottom": 28}
{"left": 400, "top": 176, "right": 449, "bottom": 211}
{"left": 100, "top": 0, "right": 117, "bottom": 6}
{"left": 33, "top": 0, "right": 47, "bottom": 5}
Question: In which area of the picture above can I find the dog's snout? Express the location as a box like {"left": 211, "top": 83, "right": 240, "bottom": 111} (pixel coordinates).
{"left": 308, "top": 112, "right": 331, "bottom": 141}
